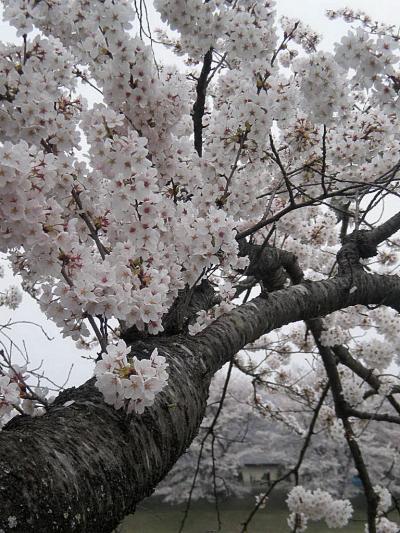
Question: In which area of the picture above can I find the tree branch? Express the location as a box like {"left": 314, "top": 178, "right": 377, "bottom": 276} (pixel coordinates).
{"left": 197, "top": 271, "right": 400, "bottom": 374}
{"left": 0, "top": 340, "right": 210, "bottom": 532}
{"left": 309, "top": 320, "right": 379, "bottom": 533}
{"left": 192, "top": 49, "right": 213, "bottom": 157}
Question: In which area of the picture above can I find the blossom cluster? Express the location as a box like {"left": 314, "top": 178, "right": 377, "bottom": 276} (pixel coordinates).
{"left": 155, "top": 0, "right": 277, "bottom": 62}
{"left": 367, "top": 485, "right": 399, "bottom": 533}
{"left": 319, "top": 325, "right": 349, "bottom": 348}
{"left": 287, "top": 486, "right": 353, "bottom": 529}
{"left": 280, "top": 16, "right": 321, "bottom": 53}
{"left": 0, "top": 363, "right": 48, "bottom": 424}
{"left": 334, "top": 27, "right": 399, "bottom": 109}
{"left": 0, "top": 0, "right": 248, "bottom": 341}
{"left": 375, "top": 485, "right": 392, "bottom": 513}
{"left": 356, "top": 338, "right": 394, "bottom": 372}
{"left": 373, "top": 517, "right": 400, "bottom": 533}
{"left": 0, "top": 285, "right": 22, "bottom": 310}
{"left": 0, "top": 375, "right": 20, "bottom": 419}
{"left": 318, "top": 406, "right": 345, "bottom": 442}
{"left": 293, "top": 52, "right": 349, "bottom": 125}
{"left": 94, "top": 340, "right": 168, "bottom": 414}
{"left": 338, "top": 366, "right": 365, "bottom": 407}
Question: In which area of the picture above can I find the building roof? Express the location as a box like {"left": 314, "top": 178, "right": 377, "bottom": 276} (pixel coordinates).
{"left": 240, "top": 453, "right": 283, "bottom": 466}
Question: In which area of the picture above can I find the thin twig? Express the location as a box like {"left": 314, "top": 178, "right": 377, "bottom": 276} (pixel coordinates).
{"left": 269, "top": 134, "right": 295, "bottom": 206}
{"left": 178, "top": 359, "right": 234, "bottom": 533}
{"left": 321, "top": 124, "right": 328, "bottom": 194}
{"left": 223, "top": 130, "right": 248, "bottom": 197}
{"left": 240, "top": 383, "right": 329, "bottom": 532}
{"left": 71, "top": 189, "right": 109, "bottom": 260}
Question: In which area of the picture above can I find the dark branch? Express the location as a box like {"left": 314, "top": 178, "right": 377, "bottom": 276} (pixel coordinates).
{"left": 309, "top": 320, "right": 379, "bottom": 533}
{"left": 192, "top": 49, "right": 213, "bottom": 157}
{"left": 162, "top": 279, "right": 220, "bottom": 334}
{"left": 197, "top": 270, "right": 400, "bottom": 375}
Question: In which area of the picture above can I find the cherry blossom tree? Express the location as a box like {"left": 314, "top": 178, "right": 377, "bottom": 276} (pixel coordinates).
{"left": 0, "top": 1, "right": 400, "bottom": 532}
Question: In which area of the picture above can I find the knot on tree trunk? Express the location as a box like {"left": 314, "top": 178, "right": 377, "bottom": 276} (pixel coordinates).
{"left": 239, "top": 240, "right": 304, "bottom": 291}
{"left": 343, "top": 229, "right": 379, "bottom": 259}
{"left": 337, "top": 230, "right": 378, "bottom": 277}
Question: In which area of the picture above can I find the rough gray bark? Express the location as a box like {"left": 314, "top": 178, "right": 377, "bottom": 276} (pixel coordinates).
{"left": 196, "top": 270, "right": 400, "bottom": 372}
{"left": 0, "top": 264, "right": 400, "bottom": 531}
{"left": 0, "top": 340, "right": 210, "bottom": 533}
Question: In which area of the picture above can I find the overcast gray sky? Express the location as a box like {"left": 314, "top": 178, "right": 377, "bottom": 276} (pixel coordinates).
{"left": 0, "top": 0, "right": 399, "bottom": 388}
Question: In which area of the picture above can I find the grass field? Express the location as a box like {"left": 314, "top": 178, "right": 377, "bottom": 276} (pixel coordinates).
{"left": 116, "top": 498, "right": 396, "bottom": 532}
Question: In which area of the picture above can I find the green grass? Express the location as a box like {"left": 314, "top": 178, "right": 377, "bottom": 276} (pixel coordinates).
{"left": 116, "top": 499, "right": 392, "bottom": 532}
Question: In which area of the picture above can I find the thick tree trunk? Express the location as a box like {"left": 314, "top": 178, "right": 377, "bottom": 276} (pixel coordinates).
{"left": 0, "top": 271, "right": 399, "bottom": 532}
{"left": 0, "top": 339, "right": 211, "bottom": 533}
